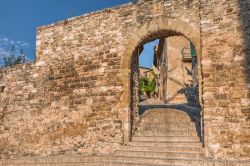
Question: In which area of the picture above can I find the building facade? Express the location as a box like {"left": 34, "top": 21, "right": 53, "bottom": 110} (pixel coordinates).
{"left": 154, "top": 36, "right": 198, "bottom": 105}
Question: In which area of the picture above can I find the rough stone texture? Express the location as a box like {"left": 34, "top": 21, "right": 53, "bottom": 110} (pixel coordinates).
{"left": 0, "top": 62, "right": 124, "bottom": 159}
{"left": 0, "top": 0, "right": 249, "bottom": 161}
{"left": 130, "top": 51, "right": 140, "bottom": 133}
{"left": 1, "top": 108, "right": 250, "bottom": 165}
{"left": 200, "top": 0, "right": 250, "bottom": 160}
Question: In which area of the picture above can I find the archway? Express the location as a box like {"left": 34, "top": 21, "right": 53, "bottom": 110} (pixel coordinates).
{"left": 120, "top": 17, "right": 203, "bottom": 144}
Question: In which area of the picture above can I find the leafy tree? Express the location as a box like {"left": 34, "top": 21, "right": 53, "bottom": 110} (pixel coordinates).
{"left": 3, "top": 46, "right": 25, "bottom": 67}
{"left": 139, "top": 77, "right": 157, "bottom": 97}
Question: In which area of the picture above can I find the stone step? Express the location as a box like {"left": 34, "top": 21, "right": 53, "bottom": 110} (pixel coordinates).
{"left": 137, "top": 125, "right": 198, "bottom": 131}
{"left": 0, "top": 158, "right": 184, "bottom": 166}
{"left": 139, "top": 123, "right": 197, "bottom": 128}
{"left": 142, "top": 115, "right": 192, "bottom": 119}
{"left": 132, "top": 136, "right": 200, "bottom": 142}
{"left": 128, "top": 141, "right": 202, "bottom": 148}
{"left": 103, "top": 156, "right": 237, "bottom": 166}
{"left": 66, "top": 162, "right": 182, "bottom": 166}
{"left": 2, "top": 156, "right": 250, "bottom": 166}
{"left": 98, "top": 156, "right": 228, "bottom": 166}
{"left": 0, "top": 162, "right": 181, "bottom": 166}
{"left": 141, "top": 117, "right": 191, "bottom": 120}
{"left": 115, "top": 151, "right": 203, "bottom": 159}
{"left": 120, "top": 146, "right": 203, "bottom": 153}
{"left": 140, "top": 119, "right": 194, "bottom": 124}
{"left": 140, "top": 121, "right": 197, "bottom": 124}
{"left": 141, "top": 115, "right": 193, "bottom": 119}
{"left": 135, "top": 130, "right": 199, "bottom": 137}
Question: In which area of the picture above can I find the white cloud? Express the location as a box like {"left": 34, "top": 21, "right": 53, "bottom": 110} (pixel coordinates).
{"left": 0, "top": 38, "right": 8, "bottom": 65}
{"left": 0, "top": 37, "right": 9, "bottom": 43}
{"left": 3, "top": 37, "right": 9, "bottom": 42}
{"left": 0, "top": 37, "right": 9, "bottom": 46}
{"left": 16, "top": 40, "right": 31, "bottom": 48}
{"left": 20, "top": 42, "right": 30, "bottom": 48}
{"left": 0, "top": 36, "right": 34, "bottom": 67}
{"left": 0, "top": 36, "right": 33, "bottom": 65}
{"left": 0, "top": 36, "right": 31, "bottom": 50}
{"left": 0, "top": 48, "right": 9, "bottom": 57}
{"left": 10, "top": 40, "right": 15, "bottom": 45}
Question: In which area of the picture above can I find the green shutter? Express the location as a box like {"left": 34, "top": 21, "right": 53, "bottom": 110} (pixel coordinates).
{"left": 190, "top": 42, "right": 197, "bottom": 57}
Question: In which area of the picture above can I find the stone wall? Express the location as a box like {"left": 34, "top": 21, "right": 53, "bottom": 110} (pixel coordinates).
{"left": 200, "top": 0, "right": 250, "bottom": 160}
{"left": 0, "top": 0, "right": 249, "bottom": 161}
{"left": 0, "top": 59, "right": 124, "bottom": 159}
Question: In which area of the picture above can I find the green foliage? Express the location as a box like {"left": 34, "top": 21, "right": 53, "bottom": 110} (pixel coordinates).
{"left": 3, "top": 46, "right": 25, "bottom": 67}
{"left": 139, "top": 77, "right": 157, "bottom": 96}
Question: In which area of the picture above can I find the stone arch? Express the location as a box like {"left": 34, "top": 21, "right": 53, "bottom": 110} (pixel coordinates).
{"left": 120, "top": 16, "right": 203, "bottom": 142}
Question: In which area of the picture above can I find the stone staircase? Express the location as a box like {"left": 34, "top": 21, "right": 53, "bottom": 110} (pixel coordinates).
{"left": 2, "top": 108, "right": 250, "bottom": 165}
{"left": 113, "top": 108, "right": 204, "bottom": 165}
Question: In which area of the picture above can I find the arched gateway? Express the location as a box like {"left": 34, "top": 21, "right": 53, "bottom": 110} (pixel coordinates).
{"left": 119, "top": 16, "right": 202, "bottom": 142}
{"left": 0, "top": 0, "right": 249, "bottom": 164}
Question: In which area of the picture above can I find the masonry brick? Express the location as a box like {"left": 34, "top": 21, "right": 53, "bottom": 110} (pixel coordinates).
{"left": 0, "top": 0, "right": 249, "bottom": 161}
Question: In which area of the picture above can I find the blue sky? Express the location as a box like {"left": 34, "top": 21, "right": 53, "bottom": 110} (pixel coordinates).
{"left": 139, "top": 40, "right": 159, "bottom": 68}
{"left": 0, "top": 0, "right": 156, "bottom": 68}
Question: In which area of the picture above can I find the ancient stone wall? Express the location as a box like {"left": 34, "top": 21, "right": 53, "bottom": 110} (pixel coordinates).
{"left": 0, "top": 3, "right": 133, "bottom": 157}
{"left": 0, "top": 0, "right": 249, "bottom": 161}
{"left": 0, "top": 60, "right": 124, "bottom": 158}
{"left": 200, "top": 0, "right": 250, "bottom": 160}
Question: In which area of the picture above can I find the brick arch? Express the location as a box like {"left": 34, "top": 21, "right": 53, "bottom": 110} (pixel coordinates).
{"left": 119, "top": 16, "right": 202, "bottom": 142}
